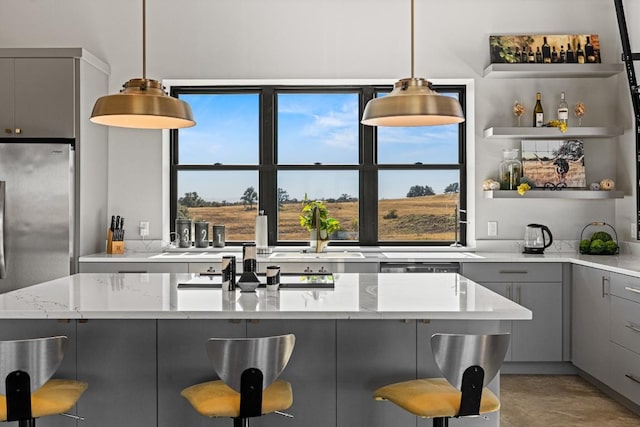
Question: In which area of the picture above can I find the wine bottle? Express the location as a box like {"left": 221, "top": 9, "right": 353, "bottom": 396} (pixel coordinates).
{"left": 521, "top": 46, "right": 528, "bottom": 63}
{"left": 533, "top": 92, "right": 544, "bottom": 127}
{"left": 535, "top": 46, "right": 543, "bottom": 63}
{"left": 585, "top": 36, "right": 596, "bottom": 63}
{"left": 576, "top": 42, "right": 585, "bottom": 64}
{"left": 514, "top": 47, "right": 521, "bottom": 63}
{"left": 528, "top": 47, "right": 536, "bottom": 63}
{"left": 560, "top": 45, "right": 566, "bottom": 63}
{"left": 551, "top": 46, "right": 558, "bottom": 63}
{"left": 557, "top": 92, "right": 569, "bottom": 125}
{"left": 542, "top": 37, "right": 551, "bottom": 63}
{"left": 566, "top": 40, "right": 575, "bottom": 63}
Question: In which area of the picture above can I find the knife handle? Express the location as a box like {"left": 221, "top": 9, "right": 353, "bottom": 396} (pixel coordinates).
{"left": 110, "top": 215, "right": 116, "bottom": 231}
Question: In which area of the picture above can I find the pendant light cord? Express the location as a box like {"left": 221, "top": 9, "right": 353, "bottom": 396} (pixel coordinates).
{"left": 142, "top": 0, "right": 146, "bottom": 79}
{"left": 410, "top": 0, "right": 414, "bottom": 79}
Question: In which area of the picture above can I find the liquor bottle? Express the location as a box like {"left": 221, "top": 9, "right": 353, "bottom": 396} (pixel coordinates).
{"left": 551, "top": 46, "right": 559, "bottom": 63}
{"left": 528, "top": 47, "right": 536, "bottom": 63}
{"left": 542, "top": 37, "right": 551, "bottom": 63}
{"left": 557, "top": 92, "right": 569, "bottom": 125}
{"left": 535, "top": 46, "right": 543, "bottom": 63}
{"left": 521, "top": 46, "right": 528, "bottom": 63}
{"left": 514, "top": 47, "right": 521, "bottom": 63}
{"left": 533, "top": 92, "right": 544, "bottom": 127}
{"left": 576, "top": 42, "right": 585, "bottom": 64}
{"left": 560, "top": 45, "right": 566, "bottom": 63}
{"left": 567, "top": 40, "right": 575, "bottom": 63}
{"left": 585, "top": 36, "right": 596, "bottom": 63}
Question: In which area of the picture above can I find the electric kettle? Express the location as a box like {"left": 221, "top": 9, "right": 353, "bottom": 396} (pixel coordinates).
{"left": 523, "top": 224, "right": 553, "bottom": 254}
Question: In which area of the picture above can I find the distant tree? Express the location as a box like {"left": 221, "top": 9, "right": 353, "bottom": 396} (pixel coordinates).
{"left": 241, "top": 186, "right": 258, "bottom": 209}
{"left": 178, "top": 191, "right": 209, "bottom": 207}
{"left": 444, "top": 182, "right": 460, "bottom": 194}
{"left": 406, "top": 185, "right": 435, "bottom": 197}
{"left": 277, "top": 187, "right": 290, "bottom": 210}
{"left": 177, "top": 203, "right": 191, "bottom": 219}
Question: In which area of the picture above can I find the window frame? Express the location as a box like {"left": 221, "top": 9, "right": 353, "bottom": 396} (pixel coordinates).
{"left": 169, "top": 83, "right": 466, "bottom": 246}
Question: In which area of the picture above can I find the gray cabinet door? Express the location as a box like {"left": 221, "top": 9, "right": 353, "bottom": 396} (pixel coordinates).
{"left": 76, "top": 320, "right": 156, "bottom": 427}
{"left": 14, "top": 58, "right": 75, "bottom": 138}
{"left": 157, "top": 319, "right": 245, "bottom": 427}
{"left": 337, "top": 320, "right": 417, "bottom": 427}
{"left": 511, "top": 282, "right": 562, "bottom": 361}
{"left": 571, "top": 265, "right": 610, "bottom": 383}
{"left": 0, "top": 59, "right": 13, "bottom": 135}
{"left": 0, "top": 320, "right": 77, "bottom": 427}
{"left": 247, "top": 319, "right": 336, "bottom": 427}
{"left": 476, "top": 282, "right": 513, "bottom": 361}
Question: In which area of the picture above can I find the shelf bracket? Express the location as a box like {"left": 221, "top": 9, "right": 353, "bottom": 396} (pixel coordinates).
{"left": 614, "top": 0, "right": 640, "bottom": 239}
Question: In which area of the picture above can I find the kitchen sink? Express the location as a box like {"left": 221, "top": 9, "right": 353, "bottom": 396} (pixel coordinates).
{"left": 269, "top": 252, "right": 365, "bottom": 259}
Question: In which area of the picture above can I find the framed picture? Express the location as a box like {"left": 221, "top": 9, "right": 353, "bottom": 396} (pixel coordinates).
{"left": 489, "top": 34, "right": 601, "bottom": 64}
{"left": 521, "top": 140, "right": 586, "bottom": 189}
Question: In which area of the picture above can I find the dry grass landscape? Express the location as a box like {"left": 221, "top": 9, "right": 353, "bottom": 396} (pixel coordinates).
{"left": 187, "top": 193, "right": 459, "bottom": 242}
{"left": 522, "top": 159, "right": 586, "bottom": 187}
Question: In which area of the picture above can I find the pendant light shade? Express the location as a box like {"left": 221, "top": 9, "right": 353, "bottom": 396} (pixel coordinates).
{"left": 361, "top": 0, "right": 464, "bottom": 127}
{"left": 90, "top": 0, "right": 195, "bottom": 129}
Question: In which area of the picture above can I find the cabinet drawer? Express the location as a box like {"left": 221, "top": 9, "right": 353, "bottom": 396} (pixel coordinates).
{"left": 610, "top": 273, "right": 640, "bottom": 304}
{"left": 611, "top": 296, "right": 640, "bottom": 355}
{"left": 79, "top": 262, "right": 189, "bottom": 273}
{"left": 609, "top": 342, "right": 640, "bottom": 406}
{"left": 462, "top": 263, "right": 562, "bottom": 283}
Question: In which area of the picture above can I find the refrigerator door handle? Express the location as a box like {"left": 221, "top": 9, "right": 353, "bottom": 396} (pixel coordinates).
{"left": 0, "top": 181, "right": 5, "bottom": 279}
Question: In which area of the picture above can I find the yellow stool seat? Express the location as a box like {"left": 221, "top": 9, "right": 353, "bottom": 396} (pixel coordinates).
{"left": 373, "top": 378, "right": 500, "bottom": 418}
{"left": 181, "top": 379, "right": 293, "bottom": 418}
{"left": 0, "top": 379, "right": 88, "bottom": 421}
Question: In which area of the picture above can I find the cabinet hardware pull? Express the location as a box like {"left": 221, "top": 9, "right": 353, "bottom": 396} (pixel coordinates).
{"left": 516, "top": 285, "right": 522, "bottom": 304}
{"left": 625, "top": 373, "right": 640, "bottom": 385}
{"left": 506, "top": 285, "right": 512, "bottom": 300}
{"left": 498, "top": 270, "right": 528, "bottom": 274}
{"left": 61, "top": 413, "right": 85, "bottom": 421}
{"left": 78, "top": 319, "right": 88, "bottom": 324}
{"left": 602, "top": 276, "right": 610, "bottom": 298}
{"left": 626, "top": 323, "right": 640, "bottom": 334}
{"left": 625, "top": 286, "right": 640, "bottom": 295}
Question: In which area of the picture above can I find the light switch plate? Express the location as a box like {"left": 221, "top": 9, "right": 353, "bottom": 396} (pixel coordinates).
{"left": 140, "top": 221, "right": 150, "bottom": 237}
{"left": 488, "top": 221, "right": 498, "bottom": 236}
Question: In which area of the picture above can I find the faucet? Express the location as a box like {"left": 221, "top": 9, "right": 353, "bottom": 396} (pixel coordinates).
{"left": 450, "top": 205, "right": 467, "bottom": 248}
{"left": 312, "top": 205, "right": 330, "bottom": 253}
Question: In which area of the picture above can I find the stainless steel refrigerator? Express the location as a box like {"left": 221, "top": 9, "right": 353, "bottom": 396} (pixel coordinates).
{"left": 0, "top": 142, "right": 74, "bottom": 293}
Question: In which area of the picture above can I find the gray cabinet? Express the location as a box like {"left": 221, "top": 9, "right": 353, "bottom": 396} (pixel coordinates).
{"left": 259, "top": 261, "right": 378, "bottom": 274}
{"left": 336, "top": 320, "right": 416, "bottom": 427}
{"left": 571, "top": 265, "right": 610, "bottom": 383}
{"left": 76, "top": 320, "right": 156, "bottom": 427}
{"left": 0, "top": 58, "right": 75, "bottom": 138}
{"left": 463, "top": 263, "right": 563, "bottom": 361}
{"left": 247, "top": 320, "right": 336, "bottom": 427}
{"left": 157, "top": 319, "right": 245, "bottom": 427}
{"left": 79, "top": 262, "right": 189, "bottom": 273}
{"left": 0, "top": 320, "right": 77, "bottom": 427}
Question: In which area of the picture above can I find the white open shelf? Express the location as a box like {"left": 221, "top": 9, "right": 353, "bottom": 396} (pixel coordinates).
{"left": 482, "top": 63, "right": 624, "bottom": 79}
{"left": 483, "top": 190, "right": 624, "bottom": 199}
{"left": 483, "top": 127, "right": 623, "bottom": 139}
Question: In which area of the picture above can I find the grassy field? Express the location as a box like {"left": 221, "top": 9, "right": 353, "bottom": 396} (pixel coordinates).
{"left": 187, "top": 193, "right": 460, "bottom": 242}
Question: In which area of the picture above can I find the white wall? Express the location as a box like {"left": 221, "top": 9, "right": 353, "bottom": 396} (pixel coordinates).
{"left": 1, "top": 0, "right": 637, "bottom": 245}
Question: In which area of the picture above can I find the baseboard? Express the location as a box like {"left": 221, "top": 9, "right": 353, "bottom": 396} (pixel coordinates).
{"left": 576, "top": 368, "right": 640, "bottom": 416}
{"left": 501, "top": 361, "right": 577, "bottom": 375}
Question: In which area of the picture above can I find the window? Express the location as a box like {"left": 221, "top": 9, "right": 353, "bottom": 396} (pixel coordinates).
{"left": 170, "top": 84, "right": 466, "bottom": 246}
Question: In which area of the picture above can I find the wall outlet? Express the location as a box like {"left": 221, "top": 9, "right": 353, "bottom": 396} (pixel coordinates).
{"left": 140, "top": 221, "right": 150, "bottom": 237}
{"left": 488, "top": 221, "right": 498, "bottom": 237}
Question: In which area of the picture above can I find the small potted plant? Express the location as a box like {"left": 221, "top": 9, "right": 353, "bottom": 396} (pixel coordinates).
{"left": 299, "top": 196, "right": 340, "bottom": 252}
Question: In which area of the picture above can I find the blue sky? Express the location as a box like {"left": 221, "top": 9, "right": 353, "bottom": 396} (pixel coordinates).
{"left": 178, "top": 92, "right": 460, "bottom": 203}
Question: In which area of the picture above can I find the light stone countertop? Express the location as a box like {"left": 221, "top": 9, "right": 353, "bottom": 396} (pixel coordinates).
{"left": 0, "top": 272, "right": 531, "bottom": 321}
{"left": 79, "top": 250, "right": 640, "bottom": 278}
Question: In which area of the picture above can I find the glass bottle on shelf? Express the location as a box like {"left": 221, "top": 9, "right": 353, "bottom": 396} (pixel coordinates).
{"left": 499, "top": 148, "right": 522, "bottom": 191}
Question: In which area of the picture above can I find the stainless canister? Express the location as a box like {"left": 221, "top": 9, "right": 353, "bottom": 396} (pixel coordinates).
{"left": 213, "top": 225, "right": 225, "bottom": 248}
{"left": 195, "top": 221, "right": 209, "bottom": 248}
{"left": 176, "top": 219, "right": 192, "bottom": 248}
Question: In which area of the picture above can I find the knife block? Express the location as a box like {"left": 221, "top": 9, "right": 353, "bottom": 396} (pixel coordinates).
{"left": 107, "top": 229, "right": 125, "bottom": 254}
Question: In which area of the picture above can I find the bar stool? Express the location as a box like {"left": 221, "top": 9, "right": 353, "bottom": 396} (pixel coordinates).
{"left": 374, "top": 333, "right": 510, "bottom": 427}
{"left": 181, "top": 334, "right": 295, "bottom": 427}
{"left": 0, "top": 336, "right": 88, "bottom": 427}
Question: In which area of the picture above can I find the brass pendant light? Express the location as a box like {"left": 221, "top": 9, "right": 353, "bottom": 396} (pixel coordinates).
{"left": 361, "top": 0, "right": 465, "bottom": 127}
{"left": 90, "top": 0, "right": 195, "bottom": 129}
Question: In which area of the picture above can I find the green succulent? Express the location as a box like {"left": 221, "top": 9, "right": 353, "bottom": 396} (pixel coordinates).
{"left": 604, "top": 240, "right": 619, "bottom": 255}
{"left": 590, "top": 239, "right": 606, "bottom": 254}
{"left": 579, "top": 239, "right": 591, "bottom": 253}
{"left": 590, "top": 231, "right": 612, "bottom": 242}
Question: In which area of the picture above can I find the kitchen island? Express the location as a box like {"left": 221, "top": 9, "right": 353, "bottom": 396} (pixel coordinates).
{"left": 0, "top": 273, "right": 530, "bottom": 427}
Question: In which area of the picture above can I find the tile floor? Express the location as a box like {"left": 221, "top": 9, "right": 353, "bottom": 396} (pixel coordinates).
{"left": 500, "top": 375, "right": 640, "bottom": 427}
